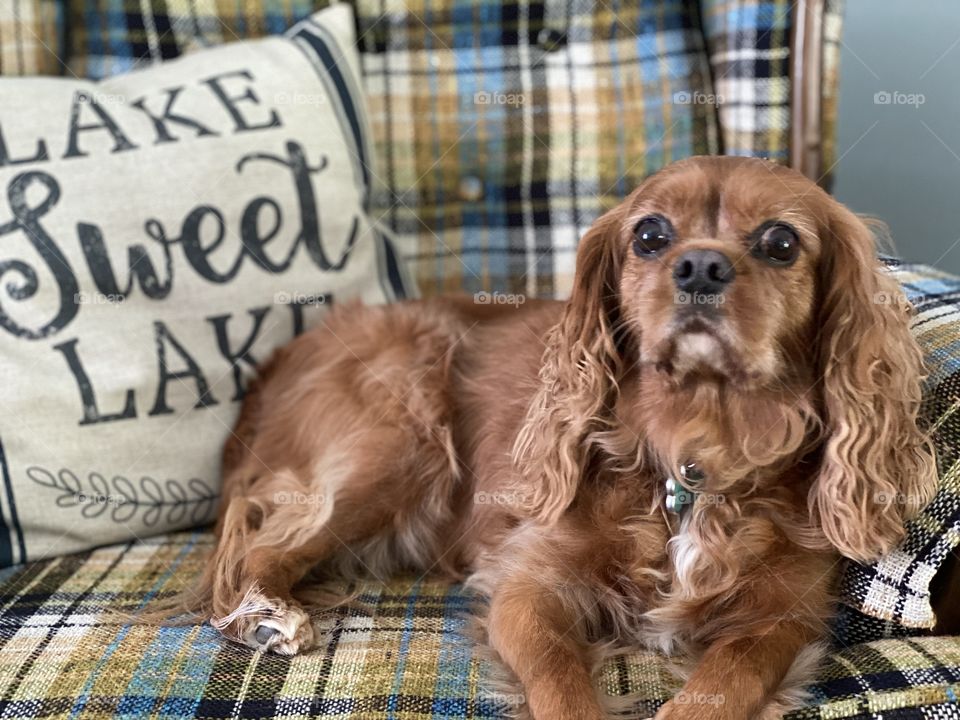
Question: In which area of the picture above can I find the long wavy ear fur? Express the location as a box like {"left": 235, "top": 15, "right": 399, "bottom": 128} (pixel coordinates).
{"left": 513, "top": 207, "right": 625, "bottom": 524}
{"left": 811, "top": 203, "right": 937, "bottom": 563}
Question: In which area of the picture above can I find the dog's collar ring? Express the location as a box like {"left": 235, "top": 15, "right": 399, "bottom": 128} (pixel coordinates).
{"left": 665, "top": 460, "right": 704, "bottom": 514}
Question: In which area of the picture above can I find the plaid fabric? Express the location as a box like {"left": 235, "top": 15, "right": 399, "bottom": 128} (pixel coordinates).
{"left": 356, "top": 0, "right": 718, "bottom": 298}
{"left": 699, "top": 0, "right": 844, "bottom": 184}
{"left": 838, "top": 263, "right": 960, "bottom": 634}
{"left": 0, "top": 529, "right": 959, "bottom": 719}
{"left": 699, "top": 0, "right": 793, "bottom": 161}
{"left": 0, "top": 0, "right": 64, "bottom": 75}
{"left": 65, "top": 0, "right": 325, "bottom": 78}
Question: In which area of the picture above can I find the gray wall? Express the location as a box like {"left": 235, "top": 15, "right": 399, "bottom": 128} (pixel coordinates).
{"left": 834, "top": 0, "right": 960, "bottom": 274}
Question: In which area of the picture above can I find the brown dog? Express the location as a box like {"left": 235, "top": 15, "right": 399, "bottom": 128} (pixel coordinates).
{"left": 188, "top": 156, "right": 936, "bottom": 719}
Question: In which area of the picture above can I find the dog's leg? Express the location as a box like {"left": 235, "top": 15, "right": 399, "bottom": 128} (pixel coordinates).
{"left": 481, "top": 520, "right": 611, "bottom": 720}
{"left": 652, "top": 556, "right": 833, "bottom": 720}
{"left": 206, "top": 489, "right": 331, "bottom": 655}
{"left": 652, "top": 623, "right": 821, "bottom": 720}
{"left": 208, "top": 422, "right": 458, "bottom": 655}
{"left": 487, "top": 577, "right": 605, "bottom": 720}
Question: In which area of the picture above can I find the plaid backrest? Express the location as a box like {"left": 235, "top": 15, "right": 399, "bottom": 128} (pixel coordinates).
{"left": 355, "top": 1, "right": 718, "bottom": 297}
{"left": 0, "top": 0, "right": 845, "bottom": 299}
{"left": 699, "top": 0, "right": 793, "bottom": 161}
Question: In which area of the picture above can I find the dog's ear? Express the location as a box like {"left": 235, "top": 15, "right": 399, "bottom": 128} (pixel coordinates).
{"left": 809, "top": 202, "right": 937, "bottom": 562}
{"left": 514, "top": 206, "right": 625, "bottom": 524}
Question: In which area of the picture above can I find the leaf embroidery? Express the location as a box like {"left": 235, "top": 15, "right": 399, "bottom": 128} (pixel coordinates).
{"left": 27, "top": 465, "right": 218, "bottom": 526}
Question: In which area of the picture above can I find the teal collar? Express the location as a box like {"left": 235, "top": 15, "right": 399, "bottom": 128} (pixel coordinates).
{"left": 664, "top": 461, "right": 704, "bottom": 514}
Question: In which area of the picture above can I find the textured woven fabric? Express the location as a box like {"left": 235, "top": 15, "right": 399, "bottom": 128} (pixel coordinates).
{"left": 699, "top": 0, "right": 792, "bottom": 161}
{"left": 0, "top": 0, "right": 63, "bottom": 75}
{"left": 350, "top": 0, "right": 720, "bottom": 298}
{"left": 837, "top": 263, "right": 960, "bottom": 634}
{"left": 0, "top": 530, "right": 959, "bottom": 719}
{"left": 0, "top": 533, "right": 960, "bottom": 720}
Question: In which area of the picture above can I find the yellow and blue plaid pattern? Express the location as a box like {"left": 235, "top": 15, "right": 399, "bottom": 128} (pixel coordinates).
{"left": 0, "top": 530, "right": 958, "bottom": 719}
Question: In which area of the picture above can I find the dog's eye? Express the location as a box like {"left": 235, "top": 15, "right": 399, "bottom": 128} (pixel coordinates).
{"left": 755, "top": 223, "right": 800, "bottom": 266}
{"left": 632, "top": 216, "right": 673, "bottom": 255}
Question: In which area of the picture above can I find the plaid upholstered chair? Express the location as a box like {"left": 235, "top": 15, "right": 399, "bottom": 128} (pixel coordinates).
{"left": 1, "top": 1, "right": 959, "bottom": 718}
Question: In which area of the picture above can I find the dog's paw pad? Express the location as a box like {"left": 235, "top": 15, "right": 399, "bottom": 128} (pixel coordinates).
{"left": 255, "top": 624, "right": 280, "bottom": 645}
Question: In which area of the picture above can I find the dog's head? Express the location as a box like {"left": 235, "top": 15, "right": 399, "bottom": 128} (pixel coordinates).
{"left": 516, "top": 156, "right": 936, "bottom": 562}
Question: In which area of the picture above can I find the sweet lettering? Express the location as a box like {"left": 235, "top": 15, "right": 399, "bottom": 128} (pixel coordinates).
{"left": 0, "top": 141, "right": 357, "bottom": 339}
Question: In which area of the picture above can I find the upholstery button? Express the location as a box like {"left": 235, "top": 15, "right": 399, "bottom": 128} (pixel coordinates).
{"left": 459, "top": 176, "right": 484, "bottom": 202}
{"left": 537, "top": 27, "right": 567, "bottom": 52}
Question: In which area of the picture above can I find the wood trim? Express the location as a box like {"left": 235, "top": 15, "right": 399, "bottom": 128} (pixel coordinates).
{"left": 790, "top": 0, "right": 826, "bottom": 183}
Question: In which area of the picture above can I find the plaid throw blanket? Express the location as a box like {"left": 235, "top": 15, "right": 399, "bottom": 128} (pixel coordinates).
{"left": 0, "top": 530, "right": 958, "bottom": 719}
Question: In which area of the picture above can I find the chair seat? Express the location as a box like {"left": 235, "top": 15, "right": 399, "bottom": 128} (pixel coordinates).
{"left": 0, "top": 531, "right": 958, "bottom": 719}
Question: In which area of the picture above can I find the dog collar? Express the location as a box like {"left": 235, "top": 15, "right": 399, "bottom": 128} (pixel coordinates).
{"left": 664, "top": 460, "right": 704, "bottom": 514}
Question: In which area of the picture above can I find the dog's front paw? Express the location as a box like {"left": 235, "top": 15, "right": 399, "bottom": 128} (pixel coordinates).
{"left": 245, "top": 604, "right": 315, "bottom": 655}
{"left": 212, "top": 591, "right": 316, "bottom": 656}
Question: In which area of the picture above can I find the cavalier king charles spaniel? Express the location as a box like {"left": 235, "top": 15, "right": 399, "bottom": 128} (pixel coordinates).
{"left": 187, "top": 156, "right": 937, "bottom": 719}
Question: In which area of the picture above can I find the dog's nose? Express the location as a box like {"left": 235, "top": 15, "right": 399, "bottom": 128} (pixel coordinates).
{"left": 673, "top": 249, "right": 735, "bottom": 296}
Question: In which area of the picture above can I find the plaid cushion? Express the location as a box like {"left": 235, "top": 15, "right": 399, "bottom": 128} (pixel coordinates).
{"left": 0, "top": 0, "right": 64, "bottom": 75}
{"left": 0, "top": 530, "right": 958, "bottom": 719}
{"left": 837, "top": 263, "right": 960, "bottom": 635}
